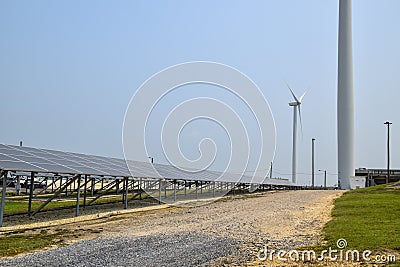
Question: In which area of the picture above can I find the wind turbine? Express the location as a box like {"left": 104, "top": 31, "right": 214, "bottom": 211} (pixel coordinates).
{"left": 287, "top": 84, "right": 306, "bottom": 184}
{"left": 337, "top": 0, "right": 354, "bottom": 189}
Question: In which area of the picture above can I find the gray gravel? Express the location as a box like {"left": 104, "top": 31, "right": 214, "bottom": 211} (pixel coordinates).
{"left": 0, "top": 190, "right": 341, "bottom": 266}
{"left": 0, "top": 233, "right": 239, "bottom": 267}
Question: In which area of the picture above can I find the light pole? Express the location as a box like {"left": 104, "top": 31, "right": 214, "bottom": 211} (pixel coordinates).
{"left": 384, "top": 121, "right": 392, "bottom": 184}
{"left": 312, "top": 138, "right": 316, "bottom": 188}
{"left": 148, "top": 156, "right": 154, "bottom": 164}
{"left": 319, "top": 169, "right": 327, "bottom": 189}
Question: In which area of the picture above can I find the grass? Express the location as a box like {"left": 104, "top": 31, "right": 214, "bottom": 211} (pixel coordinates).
{"left": 0, "top": 229, "right": 70, "bottom": 257}
{"left": 324, "top": 184, "right": 400, "bottom": 251}
{"left": 322, "top": 183, "right": 400, "bottom": 266}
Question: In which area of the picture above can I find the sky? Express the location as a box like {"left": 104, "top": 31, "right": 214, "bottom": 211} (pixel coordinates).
{"left": 1, "top": 0, "right": 399, "bottom": 186}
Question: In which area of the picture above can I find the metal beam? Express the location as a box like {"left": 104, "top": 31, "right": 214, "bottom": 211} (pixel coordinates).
{"left": 90, "top": 178, "right": 95, "bottom": 196}
{"left": 126, "top": 180, "right": 142, "bottom": 202}
{"left": 195, "top": 181, "right": 198, "bottom": 200}
{"left": 212, "top": 181, "right": 215, "bottom": 197}
{"left": 86, "top": 179, "right": 118, "bottom": 206}
{"left": 158, "top": 179, "right": 162, "bottom": 204}
{"left": 75, "top": 175, "right": 81, "bottom": 217}
{"left": 124, "top": 177, "right": 128, "bottom": 209}
{"left": 139, "top": 177, "right": 142, "bottom": 200}
{"left": 28, "top": 172, "right": 35, "bottom": 216}
{"left": 33, "top": 177, "right": 54, "bottom": 197}
{"left": 173, "top": 180, "right": 176, "bottom": 202}
{"left": 31, "top": 175, "right": 79, "bottom": 216}
{"left": 83, "top": 175, "right": 88, "bottom": 207}
{"left": 0, "top": 171, "right": 8, "bottom": 227}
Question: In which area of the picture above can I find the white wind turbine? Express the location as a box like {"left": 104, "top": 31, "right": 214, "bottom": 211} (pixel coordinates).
{"left": 287, "top": 83, "right": 306, "bottom": 184}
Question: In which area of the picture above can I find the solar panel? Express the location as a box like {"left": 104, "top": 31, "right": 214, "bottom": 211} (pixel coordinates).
{"left": 0, "top": 144, "right": 291, "bottom": 186}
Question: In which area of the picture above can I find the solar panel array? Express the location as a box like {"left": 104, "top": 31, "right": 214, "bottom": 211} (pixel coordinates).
{"left": 0, "top": 144, "right": 291, "bottom": 186}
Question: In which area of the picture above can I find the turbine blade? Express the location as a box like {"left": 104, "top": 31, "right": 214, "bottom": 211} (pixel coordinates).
{"left": 298, "top": 105, "right": 304, "bottom": 138}
{"left": 286, "top": 82, "right": 299, "bottom": 103}
{"left": 299, "top": 91, "right": 307, "bottom": 103}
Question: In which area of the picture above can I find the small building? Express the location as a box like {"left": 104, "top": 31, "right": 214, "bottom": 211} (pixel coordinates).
{"left": 355, "top": 168, "right": 400, "bottom": 187}
{"left": 349, "top": 176, "right": 366, "bottom": 189}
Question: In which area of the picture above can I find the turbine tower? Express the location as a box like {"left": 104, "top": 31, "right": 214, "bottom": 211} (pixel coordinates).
{"left": 337, "top": 0, "right": 354, "bottom": 189}
{"left": 287, "top": 84, "right": 306, "bottom": 184}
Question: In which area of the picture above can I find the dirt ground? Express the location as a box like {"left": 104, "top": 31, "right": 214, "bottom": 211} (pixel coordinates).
{"left": 1, "top": 190, "right": 344, "bottom": 266}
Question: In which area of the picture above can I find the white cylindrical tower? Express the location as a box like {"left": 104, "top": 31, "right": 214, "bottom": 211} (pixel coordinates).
{"left": 292, "top": 106, "right": 297, "bottom": 184}
{"left": 337, "top": 0, "right": 354, "bottom": 189}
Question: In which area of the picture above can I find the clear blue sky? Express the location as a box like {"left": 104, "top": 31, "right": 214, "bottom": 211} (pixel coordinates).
{"left": 1, "top": 0, "right": 399, "bottom": 186}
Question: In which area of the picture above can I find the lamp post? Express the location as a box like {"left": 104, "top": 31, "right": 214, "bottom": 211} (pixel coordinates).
{"left": 384, "top": 121, "right": 392, "bottom": 184}
{"left": 318, "top": 169, "right": 327, "bottom": 189}
{"left": 312, "top": 138, "right": 316, "bottom": 188}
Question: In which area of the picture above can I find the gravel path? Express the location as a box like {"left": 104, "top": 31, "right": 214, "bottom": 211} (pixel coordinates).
{"left": 0, "top": 233, "right": 239, "bottom": 267}
{"left": 0, "top": 190, "right": 342, "bottom": 266}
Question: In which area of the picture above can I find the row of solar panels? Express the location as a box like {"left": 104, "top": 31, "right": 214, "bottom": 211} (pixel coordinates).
{"left": 0, "top": 144, "right": 290, "bottom": 186}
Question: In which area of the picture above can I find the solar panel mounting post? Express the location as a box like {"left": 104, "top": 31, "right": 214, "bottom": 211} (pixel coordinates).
{"left": 158, "top": 179, "right": 162, "bottom": 204}
{"left": 124, "top": 177, "right": 128, "bottom": 209}
{"left": 16, "top": 175, "right": 21, "bottom": 196}
{"left": 90, "top": 178, "right": 95, "bottom": 196}
{"left": 212, "top": 181, "right": 215, "bottom": 197}
{"left": 139, "top": 178, "right": 142, "bottom": 200}
{"left": 173, "top": 180, "right": 176, "bottom": 202}
{"left": 0, "top": 171, "right": 8, "bottom": 228}
{"left": 51, "top": 177, "right": 54, "bottom": 192}
{"left": 83, "top": 175, "right": 88, "bottom": 208}
{"left": 195, "top": 181, "right": 198, "bottom": 200}
{"left": 28, "top": 172, "right": 35, "bottom": 216}
{"left": 75, "top": 175, "right": 81, "bottom": 217}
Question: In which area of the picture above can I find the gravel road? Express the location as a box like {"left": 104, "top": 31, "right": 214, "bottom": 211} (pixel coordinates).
{"left": 0, "top": 190, "right": 342, "bottom": 266}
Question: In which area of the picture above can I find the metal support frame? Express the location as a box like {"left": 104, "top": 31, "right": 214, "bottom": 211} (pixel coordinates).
{"left": 32, "top": 175, "right": 80, "bottom": 216}
{"left": 212, "top": 181, "right": 215, "bottom": 197}
{"left": 86, "top": 179, "right": 119, "bottom": 206}
{"left": 139, "top": 177, "right": 142, "bottom": 200}
{"left": 54, "top": 177, "right": 65, "bottom": 197}
{"left": 51, "top": 177, "right": 54, "bottom": 192}
{"left": 34, "top": 176, "right": 56, "bottom": 197}
{"left": 16, "top": 175, "right": 21, "bottom": 195}
{"left": 75, "top": 175, "right": 81, "bottom": 217}
{"left": 91, "top": 178, "right": 95, "bottom": 196}
{"left": 83, "top": 175, "right": 88, "bottom": 207}
{"left": 0, "top": 163, "right": 299, "bottom": 225}
{"left": 28, "top": 172, "right": 35, "bottom": 216}
{"left": 158, "top": 179, "right": 162, "bottom": 204}
{"left": 173, "top": 180, "right": 177, "bottom": 202}
{"left": 127, "top": 180, "right": 145, "bottom": 203}
{"left": 195, "top": 181, "right": 198, "bottom": 200}
{"left": 116, "top": 178, "right": 120, "bottom": 194}
{"left": 0, "top": 170, "right": 8, "bottom": 227}
{"left": 124, "top": 177, "right": 129, "bottom": 209}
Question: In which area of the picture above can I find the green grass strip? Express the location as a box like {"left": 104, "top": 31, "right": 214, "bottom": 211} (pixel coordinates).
{"left": 324, "top": 183, "right": 400, "bottom": 251}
